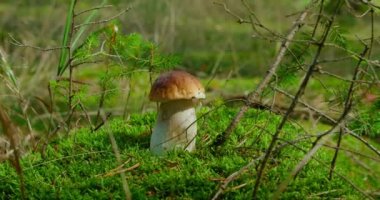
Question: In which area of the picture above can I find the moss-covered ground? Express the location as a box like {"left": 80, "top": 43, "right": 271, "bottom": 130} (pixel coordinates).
{"left": 0, "top": 106, "right": 379, "bottom": 199}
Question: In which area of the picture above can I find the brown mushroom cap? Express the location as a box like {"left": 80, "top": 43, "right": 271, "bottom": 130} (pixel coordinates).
{"left": 149, "top": 70, "right": 205, "bottom": 102}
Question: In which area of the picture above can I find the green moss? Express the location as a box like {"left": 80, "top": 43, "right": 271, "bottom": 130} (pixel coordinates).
{"left": 0, "top": 106, "right": 378, "bottom": 199}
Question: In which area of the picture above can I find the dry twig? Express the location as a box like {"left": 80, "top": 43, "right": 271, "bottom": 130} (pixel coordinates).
{"left": 252, "top": 2, "right": 341, "bottom": 196}
{"left": 213, "top": 0, "right": 316, "bottom": 147}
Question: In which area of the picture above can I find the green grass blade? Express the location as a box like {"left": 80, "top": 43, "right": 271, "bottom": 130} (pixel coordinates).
{"left": 57, "top": 0, "right": 76, "bottom": 76}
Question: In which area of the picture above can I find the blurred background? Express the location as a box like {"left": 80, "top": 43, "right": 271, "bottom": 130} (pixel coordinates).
{"left": 0, "top": 0, "right": 379, "bottom": 125}
{"left": 2, "top": 0, "right": 379, "bottom": 78}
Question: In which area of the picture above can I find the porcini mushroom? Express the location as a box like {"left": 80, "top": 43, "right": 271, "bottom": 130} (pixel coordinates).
{"left": 149, "top": 70, "right": 205, "bottom": 155}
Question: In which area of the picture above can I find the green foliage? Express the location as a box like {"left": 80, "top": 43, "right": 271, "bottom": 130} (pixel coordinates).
{"left": 73, "top": 26, "right": 180, "bottom": 73}
{"left": 276, "top": 32, "right": 313, "bottom": 87}
{"left": 350, "top": 100, "right": 380, "bottom": 137}
{"left": 323, "top": 0, "right": 345, "bottom": 15}
{"left": 0, "top": 106, "right": 377, "bottom": 199}
{"left": 52, "top": 19, "right": 181, "bottom": 126}
{"left": 329, "top": 26, "right": 348, "bottom": 49}
{"left": 70, "top": 26, "right": 181, "bottom": 111}
{"left": 276, "top": 63, "right": 300, "bottom": 87}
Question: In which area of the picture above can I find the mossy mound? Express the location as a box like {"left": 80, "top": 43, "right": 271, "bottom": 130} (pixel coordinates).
{"left": 0, "top": 106, "right": 378, "bottom": 199}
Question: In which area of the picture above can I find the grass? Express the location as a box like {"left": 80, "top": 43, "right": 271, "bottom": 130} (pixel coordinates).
{"left": 1, "top": 106, "right": 378, "bottom": 199}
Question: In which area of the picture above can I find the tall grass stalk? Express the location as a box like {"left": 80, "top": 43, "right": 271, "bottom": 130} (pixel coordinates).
{"left": 57, "top": 0, "right": 76, "bottom": 77}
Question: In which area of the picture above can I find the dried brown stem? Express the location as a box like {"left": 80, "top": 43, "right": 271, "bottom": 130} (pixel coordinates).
{"left": 103, "top": 112, "right": 132, "bottom": 200}
{"left": 93, "top": 112, "right": 112, "bottom": 131}
{"left": 66, "top": 0, "right": 78, "bottom": 129}
{"left": 0, "top": 104, "right": 26, "bottom": 199}
{"left": 78, "top": 102, "right": 94, "bottom": 130}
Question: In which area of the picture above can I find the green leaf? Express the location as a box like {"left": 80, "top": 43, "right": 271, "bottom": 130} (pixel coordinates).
{"left": 57, "top": 0, "right": 76, "bottom": 76}
{"left": 73, "top": 30, "right": 102, "bottom": 61}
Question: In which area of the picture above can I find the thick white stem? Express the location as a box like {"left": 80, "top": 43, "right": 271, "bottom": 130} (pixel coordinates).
{"left": 150, "top": 100, "right": 197, "bottom": 155}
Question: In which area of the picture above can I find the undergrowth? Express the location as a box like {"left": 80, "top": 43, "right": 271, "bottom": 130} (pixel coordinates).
{"left": 0, "top": 106, "right": 378, "bottom": 199}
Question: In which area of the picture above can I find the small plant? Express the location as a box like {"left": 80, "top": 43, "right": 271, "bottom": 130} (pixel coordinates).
{"left": 350, "top": 99, "right": 380, "bottom": 138}
{"left": 46, "top": 0, "right": 181, "bottom": 132}
{"left": 56, "top": 23, "right": 181, "bottom": 128}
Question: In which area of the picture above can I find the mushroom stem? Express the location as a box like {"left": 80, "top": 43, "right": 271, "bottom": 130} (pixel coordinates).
{"left": 150, "top": 99, "right": 197, "bottom": 155}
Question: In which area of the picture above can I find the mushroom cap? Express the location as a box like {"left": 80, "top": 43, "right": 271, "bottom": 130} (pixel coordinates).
{"left": 149, "top": 70, "right": 205, "bottom": 102}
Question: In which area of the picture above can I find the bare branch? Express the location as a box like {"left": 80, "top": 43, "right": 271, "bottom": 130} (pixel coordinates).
{"left": 74, "top": 8, "right": 131, "bottom": 30}
{"left": 359, "top": 0, "right": 380, "bottom": 10}
{"left": 329, "top": 127, "right": 343, "bottom": 180}
{"left": 72, "top": 60, "right": 104, "bottom": 68}
{"left": 211, "top": 155, "right": 263, "bottom": 200}
{"left": 212, "top": 142, "right": 295, "bottom": 199}
{"left": 75, "top": 5, "right": 114, "bottom": 17}
{"left": 8, "top": 34, "right": 68, "bottom": 51}
{"left": 213, "top": 2, "right": 247, "bottom": 24}
{"left": 215, "top": 0, "right": 283, "bottom": 38}
{"left": 212, "top": 1, "right": 316, "bottom": 147}
{"left": 271, "top": 86, "right": 380, "bottom": 157}
{"left": 252, "top": 1, "right": 343, "bottom": 196}
{"left": 275, "top": 140, "right": 375, "bottom": 199}
{"left": 273, "top": 133, "right": 335, "bottom": 200}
